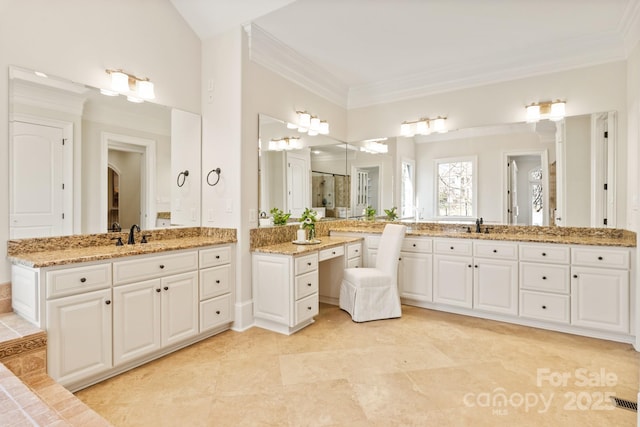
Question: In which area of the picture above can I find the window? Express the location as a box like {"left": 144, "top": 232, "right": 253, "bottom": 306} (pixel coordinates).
{"left": 435, "top": 157, "right": 476, "bottom": 218}
{"left": 400, "top": 160, "right": 415, "bottom": 218}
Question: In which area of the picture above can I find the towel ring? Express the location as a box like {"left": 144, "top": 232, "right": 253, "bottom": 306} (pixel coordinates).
{"left": 177, "top": 170, "right": 189, "bottom": 187}
{"left": 207, "top": 167, "right": 222, "bottom": 186}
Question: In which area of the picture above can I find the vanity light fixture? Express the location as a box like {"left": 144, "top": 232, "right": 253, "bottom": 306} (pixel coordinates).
{"left": 105, "top": 69, "right": 155, "bottom": 102}
{"left": 400, "top": 116, "right": 447, "bottom": 137}
{"left": 295, "top": 111, "right": 329, "bottom": 136}
{"left": 269, "top": 136, "right": 302, "bottom": 151}
{"left": 525, "top": 100, "right": 566, "bottom": 123}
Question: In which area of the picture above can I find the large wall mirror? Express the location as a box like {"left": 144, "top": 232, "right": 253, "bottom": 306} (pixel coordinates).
{"left": 258, "top": 114, "right": 394, "bottom": 222}
{"left": 8, "top": 66, "right": 201, "bottom": 239}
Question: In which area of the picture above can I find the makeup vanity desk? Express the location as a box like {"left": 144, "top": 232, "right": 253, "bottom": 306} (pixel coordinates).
{"left": 251, "top": 236, "right": 363, "bottom": 335}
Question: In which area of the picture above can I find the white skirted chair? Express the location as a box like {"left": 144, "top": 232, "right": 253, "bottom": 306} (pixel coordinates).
{"left": 339, "top": 223, "right": 407, "bottom": 322}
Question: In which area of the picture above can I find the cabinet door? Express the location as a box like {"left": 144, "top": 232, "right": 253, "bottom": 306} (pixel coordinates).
{"left": 571, "top": 267, "right": 629, "bottom": 333}
{"left": 253, "top": 255, "right": 291, "bottom": 325}
{"left": 367, "top": 248, "right": 378, "bottom": 268}
{"left": 473, "top": 259, "right": 518, "bottom": 315}
{"left": 113, "top": 279, "right": 161, "bottom": 366}
{"left": 399, "top": 252, "right": 433, "bottom": 302}
{"left": 46, "top": 289, "right": 112, "bottom": 386}
{"left": 433, "top": 255, "right": 473, "bottom": 308}
{"left": 161, "top": 271, "right": 199, "bottom": 347}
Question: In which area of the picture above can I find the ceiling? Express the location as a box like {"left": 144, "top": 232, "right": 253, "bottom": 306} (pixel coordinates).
{"left": 170, "top": 0, "right": 640, "bottom": 108}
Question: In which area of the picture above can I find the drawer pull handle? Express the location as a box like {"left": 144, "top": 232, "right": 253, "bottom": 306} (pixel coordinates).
{"left": 159, "top": 264, "right": 165, "bottom": 269}
{"left": 216, "top": 280, "right": 220, "bottom": 284}
{"left": 332, "top": 251, "right": 336, "bottom": 255}
{"left": 307, "top": 262, "right": 312, "bottom": 266}
{"left": 216, "top": 310, "right": 221, "bottom": 315}
{"left": 597, "top": 256, "right": 603, "bottom": 260}
{"left": 164, "top": 286, "right": 169, "bottom": 291}
{"left": 573, "top": 274, "right": 578, "bottom": 279}
{"left": 307, "top": 283, "right": 312, "bottom": 287}
{"left": 542, "top": 305, "right": 547, "bottom": 310}
{"left": 156, "top": 288, "right": 161, "bottom": 293}
{"left": 80, "top": 277, "right": 87, "bottom": 283}
{"left": 307, "top": 306, "right": 312, "bottom": 311}
{"left": 542, "top": 276, "right": 547, "bottom": 280}
{"left": 493, "top": 249, "right": 497, "bottom": 253}
{"left": 542, "top": 252, "right": 547, "bottom": 256}
{"left": 216, "top": 255, "right": 220, "bottom": 259}
{"left": 105, "top": 300, "right": 111, "bottom": 305}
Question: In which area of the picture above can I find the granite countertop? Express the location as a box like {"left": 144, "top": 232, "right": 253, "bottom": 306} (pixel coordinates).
{"left": 328, "top": 224, "right": 637, "bottom": 247}
{"left": 8, "top": 230, "right": 237, "bottom": 268}
{"left": 252, "top": 235, "right": 364, "bottom": 256}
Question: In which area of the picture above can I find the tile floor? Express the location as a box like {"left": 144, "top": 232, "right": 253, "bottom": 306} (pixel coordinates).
{"left": 75, "top": 304, "right": 639, "bottom": 426}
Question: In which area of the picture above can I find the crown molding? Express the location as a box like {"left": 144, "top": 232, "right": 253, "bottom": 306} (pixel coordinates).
{"left": 245, "top": 24, "right": 349, "bottom": 108}
{"left": 348, "top": 31, "right": 627, "bottom": 109}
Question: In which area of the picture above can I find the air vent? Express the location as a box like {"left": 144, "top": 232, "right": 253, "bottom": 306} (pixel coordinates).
{"left": 611, "top": 396, "right": 637, "bottom": 412}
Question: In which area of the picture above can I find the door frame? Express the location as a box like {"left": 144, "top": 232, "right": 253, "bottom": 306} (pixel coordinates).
{"left": 100, "top": 132, "right": 156, "bottom": 231}
{"left": 502, "top": 150, "right": 549, "bottom": 226}
{"left": 11, "top": 113, "right": 75, "bottom": 235}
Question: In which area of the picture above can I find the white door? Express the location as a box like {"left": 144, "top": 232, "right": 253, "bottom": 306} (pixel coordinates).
{"left": 507, "top": 160, "right": 519, "bottom": 224}
{"left": 113, "top": 279, "right": 162, "bottom": 366}
{"left": 10, "top": 121, "right": 66, "bottom": 238}
{"left": 354, "top": 169, "right": 369, "bottom": 216}
{"left": 46, "top": 289, "right": 112, "bottom": 386}
{"left": 286, "top": 153, "right": 309, "bottom": 217}
{"left": 161, "top": 272, "right": 198, "bottom": 347}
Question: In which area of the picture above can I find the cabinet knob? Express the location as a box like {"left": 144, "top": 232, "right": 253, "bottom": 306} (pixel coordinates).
{"left": 164, "top": 286, "right": 169, "bottom": 291}
{"left": 597, "top": 256, "right": 603, "bottom": 260}
{"left": 573, "top": 274, "right": 578, "bottom": 279}
{"left": 493, "top": 249, "right": 497, "bottom": 253}
{"left": 105, "top": 300, "right": 111, "bottom": 305}
{"left": 307, "top": 283, "right": 312, "bottom": 287}
{"left": 156, "top": 288, "right": 161, "bottom": 293}
{"left": 542, "top": 276, "right": 547, "bottom": 280}
{"left": 80, "top": 277, "right": 87, "bottom": 283}
{"left": 216, "top": 255, "right": 220, "bottom": 259}
{"left": 307, "top": 262, "right": 312, "bottom": 266}
{"left": 216, "top": 310, "right": 221, "bottom": 315}
{"left": 450, "top": 246, "right": 454, "bottom": 250}
{"left": 474, "top": 265, "right": 478, "bottom": 268}
{"left": 542, "top": 305, "right": 547, "bottom": 310}
{"left": 307, "top": 306, "right": 312, "bottom": 311}
{"left": 413, "top": 243, "right": 417, "bottom": 247}
{"left": 216, "top": 280, "right": 220, "bottom": 284}
{"left": 159, "top": 264, "right": 165, "bottom": 269}
{"left": 332, "top": 251, "right": 336, "bottom": 255}
{"left": 542, "top": 252, "right": 547, "bottom": 256}
{"left": 468, "top": 264, "right": 472, "bottom": 268}
{"left": 355, "top": 249, "right": 359, "bottom": 253}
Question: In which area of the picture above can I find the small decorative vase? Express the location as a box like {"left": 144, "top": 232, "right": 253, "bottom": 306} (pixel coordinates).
{"left": 308, "top": 226, "right": 316, "bottom": 240}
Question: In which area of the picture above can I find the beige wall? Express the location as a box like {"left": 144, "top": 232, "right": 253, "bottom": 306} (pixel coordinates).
{"left": 0, "top": 0, "right": 201, "bottom": 283}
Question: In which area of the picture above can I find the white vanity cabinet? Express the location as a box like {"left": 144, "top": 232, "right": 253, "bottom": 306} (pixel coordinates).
{"left": 253, "top": 252, "right": 319, "bottom": 335}
{"left": 433, "top": 239, "right": 473, "bottom": 308}
{"left": 399, "top": 237, "right": 433, "bottom": 303}
{"left": 346, "top": 242, "right": 363, "bottom": 268}
{"left": 570, "top": 246, "right": 630, "bottom": 333}
{"left": 519, "top": 243, "right": 571, "bottom": 324}
{"left": 199, "top": 246, "right": 234, "bottom": 333}
{"left": 472, "top": 241, "right": 518, "bottom": 316}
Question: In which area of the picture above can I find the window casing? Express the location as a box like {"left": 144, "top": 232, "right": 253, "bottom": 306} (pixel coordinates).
{"left": 435, "top": 157, "right": 477, "bottom": 219}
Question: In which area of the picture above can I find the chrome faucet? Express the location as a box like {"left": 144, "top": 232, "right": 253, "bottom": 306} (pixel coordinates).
{"left": 127, "top": 224, "right": 140, "bottom": 244}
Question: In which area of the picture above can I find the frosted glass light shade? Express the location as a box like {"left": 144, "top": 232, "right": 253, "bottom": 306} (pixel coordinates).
{"left": 433, "top": 117, "right": 447, "bottom": 133}
{"left": 526, "top": 105, "right": 541, "bottom": 122}
{"left": 319, "top": 121, "right": 329, "bottom": 134}
{"left": 309, "top": 116, "right": 320, "bottom": 131}
{"left": 400, "top": 122, "right": 413, "bottom": 137}
{"left": 550, "top": 101, "right": 565, "bottom": 121}
{"left": 136, "top": 80, "right": 155, "bottom": 100}
{"left": 416, "top": 120, "right": 429, "bottom": 135}
{"left": 298, "top": 112, "right": 311, "bottom": 128}
{"left": 111, "top": 71, "right": 129, "bottom": 92}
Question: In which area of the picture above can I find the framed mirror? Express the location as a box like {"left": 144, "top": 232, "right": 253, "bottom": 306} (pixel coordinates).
{"left": 8, "top": 65, "right": 201, "bottom": 239}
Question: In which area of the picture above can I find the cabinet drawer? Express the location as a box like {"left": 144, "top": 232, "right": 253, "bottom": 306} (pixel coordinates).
{"left": 402, "top": 237, "right": 432, "bottom": 253}
{"left": 199, "top": 265, "right": 231, "bottom": 300}
{"left": 200, "top": 246, "right": 231, "bottom": 268}
{"left": 520, "top": 263, "right": 570, "bottom": 293}
{"left": 520, "top": 290, "right": 569, "bottom": 324}
{"left": 347, "top": 257, "right": 361, "bottom": 268}
{"left": 200, "top": 294, "right": 232, "bottom": 332}
{"left": 347, "top": 242, "right": 363, "bottom": 259}
{"left": 295, "top": 271, "right": 318, "bottom": 300}
{"left": 571, "top": 247, "right": 629, "bottom": 269}
{"left": 474, "top": 241, "right": 517, "bottom": 260}
{"left": 434, "top": 239, "right": 473, "bottom": 256}
{"left": 113, "top": 251, "right": 198, "bottom": 285}
{"left": 46, "top": 263, "right": 111, "bottom": 299}
{"left": 295, "top": 254, "right": 318, "bottom": 275}
{"left": 319, "top": 245, "right": 344, "bottom": 262}
{"left": 519, "top": 244, "right": 570, "bottom": 264}
{"left": 295, "top": 293, "right": 318, "bottom": 325}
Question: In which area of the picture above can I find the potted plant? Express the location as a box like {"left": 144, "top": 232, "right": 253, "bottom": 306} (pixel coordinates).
{"left": 300, "top": 207, "right": 318, "bottom": 240}
{"left": 384, "top": 207, "right": 398, "bottom": 221}
{"left": 364, "top": 205, "right": 377, "bottom": 221}
{"left": 270, "top": 207, "right": 291, "bottom": 225}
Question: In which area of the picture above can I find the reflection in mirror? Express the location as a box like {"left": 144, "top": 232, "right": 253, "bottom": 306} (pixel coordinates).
{"left": 8, "top": 66, "right": 199, "bottom": 239}
{"left": 258, "top": 114, "right": 395, "bottom": 223}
